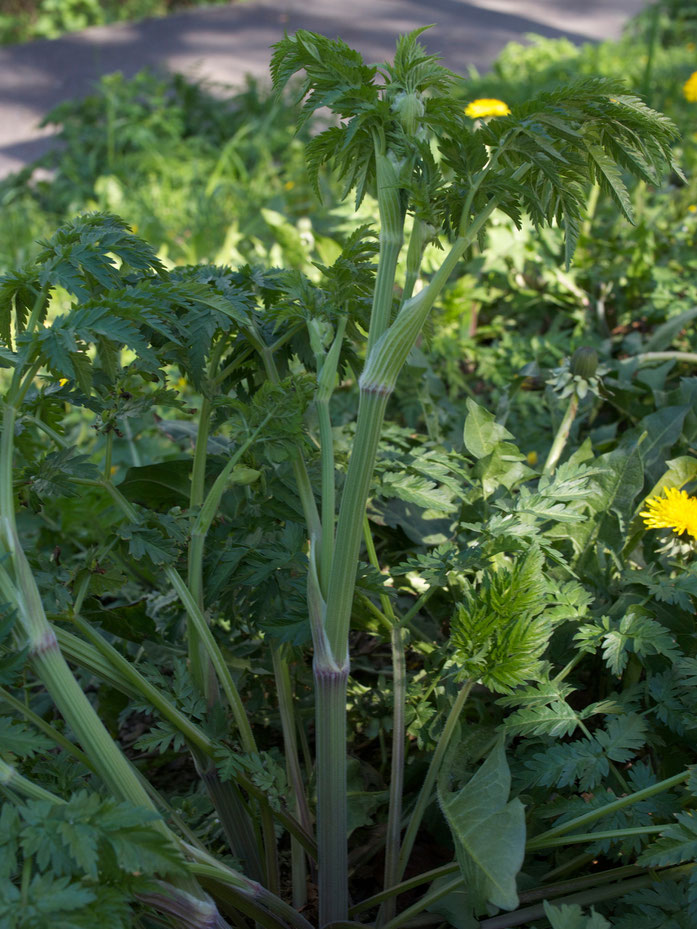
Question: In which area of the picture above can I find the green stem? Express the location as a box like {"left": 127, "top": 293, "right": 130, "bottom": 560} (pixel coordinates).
{"left": 532, "top": 769, "right": 689, "bottom": 845}
{"left": 580, "top": 183, "right": 601, "bottom": 240}
{"left": 401, "top": 217, "right": 431, "bottom": 306}
{"left": 396, "top": 680, "right": 473, "bottom": 883}
{"left": 103, "top": 431, "right": 113, "bottom": 481}
{"left": 314, "top": 655, "right": 350, "bottom": 926}
{"left": 188, "top": 337, "right": 227, "bottom": 697}
{"left": 528, "top": 824, "right": 664, "bottom": 850}
{"left": 635, "top": 351, "right": 697, "bottom": 365}
{"left": 350, "top": 862, "right": 459, "bottom": 916}
{"left": 191, "top": 859, "right": 314, "bottom": 929}
{"left": 0, "top": 684, "right": 94, "bottom": 772}
{"left": 0, "top": 757, "right": 65, "bottom": 804}
{"left": 361, "top": 517, "right": 406, "bottom": 926}
{"left": 187, "top": 411, "right": 272, "bottom": 686}
{"left": 86, "top": 476, "right": 257, "bottom": 756}
{"left": 315, "top": 318, "right": 346, "bottom": 595}
{"left": 543, "top": 393, "right": 579, "bottom": 475}
{"left": 51, "top": 623, "right": 317, "bottom": 859}
{"left": 479, "top": 864, "right": 694, "bottom": 929}
{"left": 165, "top": 564, "right": 257, "bottom": 755}
{"left": 380, "top": 875, "right": 463, "bottom": 929}
{"left": 325, "top": 389, "right": 390, "bottom": 663}
{"left": 398, "top": 586, "right": 436, "bottom": 630}
{"left": 366, "top": 150, "right": 405, "bottom": 352}
{"left": 272, "top": 647, "right": 313, "bottom": 829}
{"left": 69, "top": 613, "right": 215, "bottom": 754}
{"left": 379, "top": 622, "right": 407, "bottom": 926}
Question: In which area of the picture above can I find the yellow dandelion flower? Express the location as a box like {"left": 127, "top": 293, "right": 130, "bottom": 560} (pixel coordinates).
{"left": 689, "top": 205, "right": 697, "bottom": 213}
{"left": 640, "top": 487, "right": 697, "bottom": 539}
{"left": 683, "top": 71, "right": 697, "bottom": 103}
{"left": 526, "top": 450, "right": 538, "bottom": 467}
{"left": 465, "top": 98, "right": 511, "bottom": 119}
{"left": 284, "top": 180, "right": 295, "bottom": 191}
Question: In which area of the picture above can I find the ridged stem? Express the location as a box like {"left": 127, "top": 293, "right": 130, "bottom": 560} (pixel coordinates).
{"left": 361, "top": 518, "right": 406, "bottom": 927}
{"left": 314, "top": 657, "right": 350, "bottom": 927}
{"left": 314, "top": 317, "right": 346, "bottom": 595}
{"left": 0, "top": 756, "right": 65, "bottom": 804}
{"left": 272, "top": 646, "right": 312, "bottom": 907}
{"left": 188, "top": 337, "right": 227, "bottom": 697}
{"left": 396, "top": 680, "right": 473, "bottom": 882}
{"left": 366, "top": 151, "right": 405, "bottom": 353}
{"left": 325, "top": 388, "right": 390, "bottom": 663}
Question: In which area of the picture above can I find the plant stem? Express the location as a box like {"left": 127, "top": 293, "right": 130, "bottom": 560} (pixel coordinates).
{"left": 88, "top": 475, "right": 257, "bottom": 755}
{"left": 188, "top": 337, "right": 227, "bottom": 698}
{"left": 635, "top": 351, "right": 697, "bottom": 365}
{"left": 396, "top": 680, "right": 473, "bottom": 883}
{"left": 314, "top": 654, "right": 350, "bottom": 926}
{"left": 380, "top": 875, "right": 464, "bottom": 929}
{"left": 543, "top": 393, "right": 579, "bottom": 475}
{"left": 380, "top": 622, "right": 407, "bottom": 925}
{"left": 0, "top": 757, "right": 66, "bottom": 804}
{"left": 191, "top": 859, "right": 315, "bottom": 929}
{"left": 0, "top": 684, "right": 94, "bottom": 772}
{"left": 367, "top": 150, "right": 405, "bottom": 352}
{"left": 531, "top": 769, "right": 689, "bottom": 845}
{"left": 272, "top": 646, "right": 312, "bottom": 905}
{"left": 50, "top": 624, "right": 316, "bottom": 857}
{"left": 351, "top": 863, "right": 459, "bottom": 916}
{"left": 315, "top": 317, "right": 346, "bottom": 594}
{"left": 479, "top": 864, "right": 694, "bottom": 929}
{"left": 361, "top": 516, "right": 406, "bottom": 926}
{"left": 528, "top": 824, "right": 664, "bottom": 850}
{"left": 187, "top": 411, "right": 272, "bottom": 689}
{"left": 165, "top": 564, "right": 257, "bottom": 754}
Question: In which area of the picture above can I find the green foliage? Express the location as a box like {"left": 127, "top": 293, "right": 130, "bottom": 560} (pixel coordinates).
{"left": 438, "top": 740, "right": 525, "bottom": 913}
{"left": 544, "top": 901, "right": 611, "bottom": 929}
{"left": 0, "top": 793, "right": 184, "bottom": 929}
{"left": 1, "top": 10, "right": 696, "bottom": 929}
{"left": 449, "top": 546, "right": 562, "bottom": 692}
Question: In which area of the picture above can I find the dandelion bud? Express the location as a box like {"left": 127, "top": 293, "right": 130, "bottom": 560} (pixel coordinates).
{"left": 570, "top": 346, "right": 598, "bottom": 379}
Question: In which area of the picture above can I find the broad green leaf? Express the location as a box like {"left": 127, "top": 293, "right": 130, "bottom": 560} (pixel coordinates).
{"left": 438, "top": 739, "right": 525, "bottom": 912}
{"left": 475, "top": 442, "right": 534, "bottom": 497}
{"left": 425, "top": 876, "right": 478, "bottom": 929}
{"left": 637, "top": 406, "right": 688, "bottom": 481}
{"left": 463, "top": 399, "right": 514, "bottom": 459}
{"left": 118, "top": 459, "right": 192, "bottom": 509}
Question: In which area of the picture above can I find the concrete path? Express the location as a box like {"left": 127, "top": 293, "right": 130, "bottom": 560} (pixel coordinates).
{"left": 0, "top": 0, "right": 649, "bottom": 178}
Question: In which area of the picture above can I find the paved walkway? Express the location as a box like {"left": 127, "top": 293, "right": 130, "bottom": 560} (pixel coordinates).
{"left": 0, "top": 0, "right": 648, "bottom": 178}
